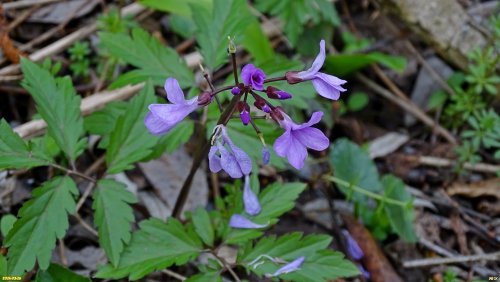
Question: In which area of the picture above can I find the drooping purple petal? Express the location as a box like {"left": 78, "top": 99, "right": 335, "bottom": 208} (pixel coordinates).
{"left": 230, "top": 145, "right": 252, "bottom": 176}
{"left": 296, "top": 39, "right": 326, "bottom": 80}
{"left": 208, "top": 146, "right": 222, "bottom": 173}
{"left": 218, "top": 143, "right": 243, "bottom": 178}
{"left": 164, "top": 77, "right": 186, "bottom": 104}
{"left": 285, "top": 137, "right": 308, "bottom": 170}
{"left": 229, "top": 214, "right": 267, "bottom": 229}
{"left": 311, "top": 72, "right": 347, "bottom": 100}
{"left": 270, "top": 256, "right": 305, "bottom": 277}
{"left": 342, "top": 230, "right": 364, "bottom": 260}
{"left": 145, "top": 99, "right": 198, "bottom": 135}
{"left": 243, "top": 175, "right": 261, "bottom": 216}
{"left": 292, "top": 127, "right": 329, "bottom": 151}
{"left": 273, "top": 130, "right": 292, "bottom": 158}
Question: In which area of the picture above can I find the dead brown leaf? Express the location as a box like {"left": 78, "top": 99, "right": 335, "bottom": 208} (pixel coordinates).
{"left": 447, "top": 178, "right": 500, "bottom": 199}
{"left": 0, "top": 6, "right": 26, "bottom": 63}
{"left": 343, "top": 215, "right": 403, "bottom": 282}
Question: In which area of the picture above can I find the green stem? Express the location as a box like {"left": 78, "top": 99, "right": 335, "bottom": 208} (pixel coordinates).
{"left": 327, "top": 176, "right": 407, "bottom": 207}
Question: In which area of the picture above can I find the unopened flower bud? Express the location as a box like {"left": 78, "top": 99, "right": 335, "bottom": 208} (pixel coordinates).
{"left": 228, "top": 36, "right": 236, "bottom": 54}
{"left": 197, "top": 91, "right": 213, "bottom": 106}
{"left": 238, "top": 101, "right": 251, "bottom": 126}
{"left": 262, "top": 147, "right": 270, "bottom": 165}
{"left": 254, "top": 97, "right": 271, "bottom": 113}
{"left": 266, "top": 86, "right": 292, "bottom": 100}
{"left": 231, "top": 86, "right": 241, "bottom": 95}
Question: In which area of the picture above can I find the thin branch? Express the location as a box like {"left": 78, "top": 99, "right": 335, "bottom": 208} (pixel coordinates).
{"left": 161, "top": 269, "right": 187, "bottom": 281}
{"left": 51, "top": 164, "right": 96, "bottom": 183}
{"left": 403, "top": 251, "right": 500, "bottom": 268}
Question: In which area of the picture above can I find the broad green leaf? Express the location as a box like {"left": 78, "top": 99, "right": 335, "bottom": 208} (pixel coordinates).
{"left": 325, "top": 52, "right": 407, "bottom": 76}
{"left": 242, "top": 20, "right": 274, "bottom": 64}
{"left": 106, "top": 81, "right": 158, "bottom": 174}
{"left": 381, "top": 175, "right": 417, "bottom": 242}
{"left": 347, "top": 92, "right": 369, "bottom": 112}
{"left": 93, "top": 179, "right": 137, "bottom": 266}
{"left": 239, "top": 233, "right": 358, "bottom": 281}
{"left": 5, "top": 177, "right": 78, "bottom": 275}
{"left": 0, "top": 214, "right": 17, "bottom": 237}
{"left": 169, "top": 14, "right": 197, "bottom": 38}
{"left": 186, "top": 272, "right": 222, "bottom": 282}
{"left": 20, "top": 59, "right": 85, "bottom": 163}
{"left": 192, "top": 207, "right": 214, "bottom": 246}
{"left": 95, "top": 218, "right": 203, "bottom": 280}
{"left": 35, "top": 263, "right": 90, "bottom": 282}
{"left": 190, "top": 0, "right": 254, "bottom": 69}
{"left": 0, "top": 119, "right": 51, "bottom": 169}
{"left": 139, "top": 0, "right": 211, "bottom": 17}
{"left": 100, "top": 28, "right": 193, "bottom": 88}
{"left": 224, "top": 182, "right": 306, "bottom": 244}
{"left": 0, "top": 255, "right": 6, "bottom": 276}
{"left": 330, "top": 138, "right": 382, "bottom": 201}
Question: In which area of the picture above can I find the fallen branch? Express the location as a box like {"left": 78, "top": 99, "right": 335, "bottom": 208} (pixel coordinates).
{"left": 418, "top": 156, "right": 500, "bottom": 174}
{"left": 356, "top": 73, "right": 457, "bottom": 144}
{"left": 403, "top": 251, "right": 500, "bottom": 268}
{"left": 2, "top": 0, "right": 61, "bottom": 10}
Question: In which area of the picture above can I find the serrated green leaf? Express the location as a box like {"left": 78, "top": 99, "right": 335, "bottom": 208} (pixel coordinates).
{"left": 381, "top": 175, "right": 417, "bottom": 242}
{"left": 0, "top": 214, "right": 17, "bottom": 238}
{"left": 239, "top": 233, "right": 359, "bottom": 281}
{"left": 95, "top": 218, "right": 203, "bottom": 280}
{"left": 92, "top": 179, "right": 137, "bottom": 266}
{"left": 84, "top": 101, "right": 127, "bottom": 136}
{"left": 325, "top": 52, "right": 407, "bottom": 76}
{"left": 0, "top": 119, "right": 51, "bottom": 169}
{"left": 190, "top": 0, "right": 253, "bottom": 69}
{"left": 330, "top": 138, "right": 383, "bottom": 201}
{"left": 100, "top": 28, "right": 193, "bottom": 88}
{"left": 139, "top": 0, "right": 211, "bottom": 17}
{"left": 185, "top": 272, "right": 222, "bottom": 282}
{"left": 5, "top": 177, "right": 78, "bottom": 275}
{"left": 242, "top": 19, "right": 274, "bottom": 64}
{"left": 192, "top": 207, "right": 214, "bottom": 246}
{"left": 224, "top": 182, "right": 306, "bottom": 244}
{"left": 106, "top": 81, "right": 158, "bottom": 174}
{"left": 20, "top": 59, "right": 85, "bottom": 163}
{"left": 35, "top": 263, "right": 90, "bottom": 282}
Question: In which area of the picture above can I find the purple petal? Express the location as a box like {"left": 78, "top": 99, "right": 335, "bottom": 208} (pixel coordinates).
{"left": 359, "top": 265, "right": 370, "bottom": 279}
{"left": 218, "top": 143, "right": 243, "bottom": 178}
{"left": 342, "top": 230, "right": 364, "bottom": 260}
{"left": 241, "top": 64, "right": 257, "bottom": 86}
{"left": 293, "top": 127, "right": 329, "bottom": 151}
{"left": 231, "top": 146, "right": 252, "bottom": 175}
{"left": 293, "top": 111, "right": 324, "bottom": 130}
{"left": 208, "top": 146, "right": 222, "bottom": 173}
{"left": 286, "top": 137, "right": 308, "bottom": 170}
{"left": 276, "top": 91, "right": 292, "bottom": 100}
{"left": 144, "top": 112, "right": 173, "bottom": 135}
{"left": 271, "top": 256, "right": 305, "bottom": 277}
{"left": 273, "top": 130, "right": 292, "bottom": 158}
{"left": 146, "top": 99, "right": 198, "bottom": 134}
{"left": 296, "top": 39, "right": 326, "bottom": 80}
{"left": 311, "top": 73, "right": 347, "bottom": 100}
{"left": 164, "top": 77, "right": 186, "bottom": 104}
{"left": 251, "top": 68, "right": 266, "bottom": 90}
{"left": 243, "top": 175, "right": 261, "bottom": 216}
{"left": 229, "top": 214, "right": 267, "bottom": 229}
{"left": 262, "top": 147, "right": 270, "bottom": 165}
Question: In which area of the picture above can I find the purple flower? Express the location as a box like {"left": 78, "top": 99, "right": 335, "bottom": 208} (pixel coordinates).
{"left": 243, "top": 175, "right": 261, "bottom": 216}
{"left": 286, "top": 40, "right": 347, "bottom": 100}
{"left": 145, "top": 78, "right": 199, "bottom": 135}
{"left": 269, "top": 256, "right": 305, "bottom": 277}
{"left": 241, "top": 64, "right": 266, "bottom": 90}
{"left": 262, "top": 147, "right": 270, "bottom": 165}
{"left": 266, "top": 86, "right": 292, "bottom": 100}
{"left": 229, "top": 214, "right": 267, "bottom": 229}
{"left": 342, "top": 230, "right": 364, "bottom": 260}
{"left": 273, "top": 111, "right": 329, "bottom": 169}
{"left": 209, "top": 125, "right": 252, "bottom": 178}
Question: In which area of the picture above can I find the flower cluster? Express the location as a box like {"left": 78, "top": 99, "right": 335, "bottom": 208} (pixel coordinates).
{"left": 144, "top": 39, "right": 347, "bottom": 276}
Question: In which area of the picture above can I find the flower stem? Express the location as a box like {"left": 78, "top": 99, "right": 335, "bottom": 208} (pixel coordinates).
{"left": 327, "top": 176, "right": 408, "bottom": 207}
{"left": 172, "top": 94, "right": 243, "bottom": 218}
{"left": 231, "top": 53, "right": 239, "bottom": 84}
{"left": 263, "top": 76, "right": 286, "bottom": 83}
